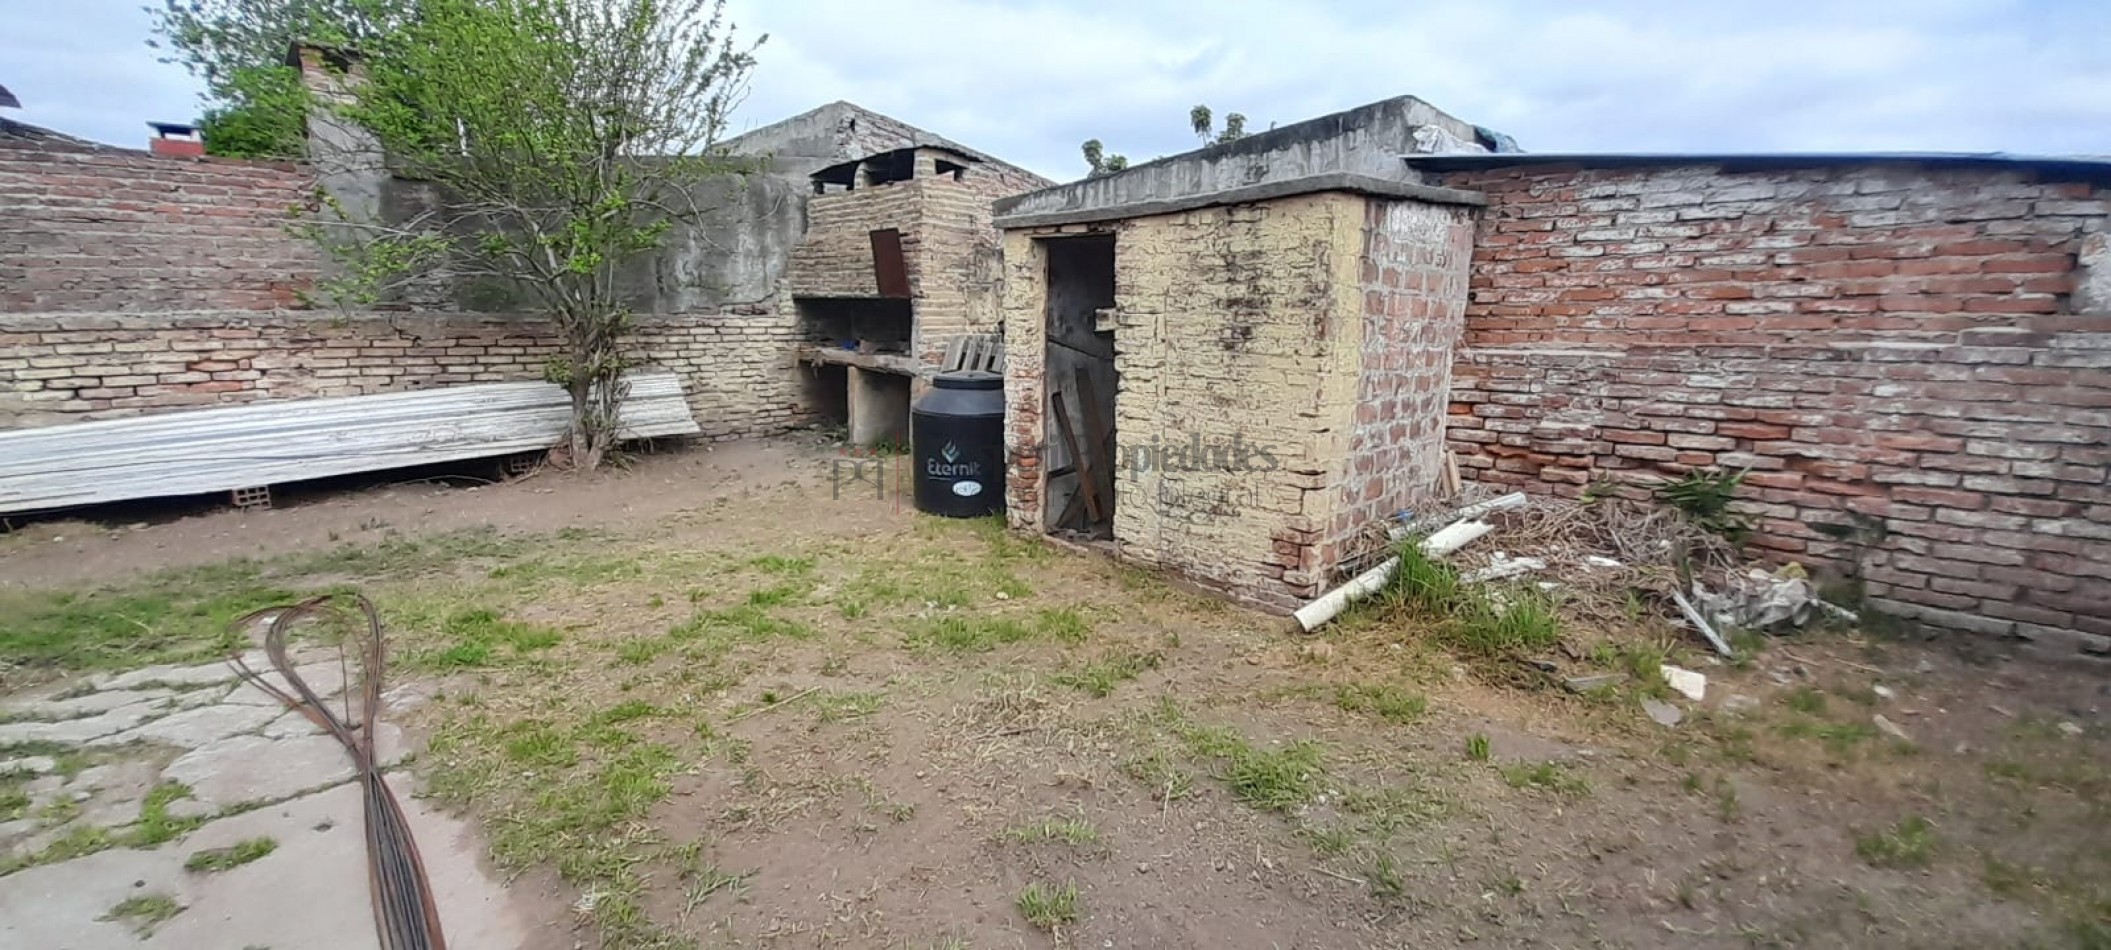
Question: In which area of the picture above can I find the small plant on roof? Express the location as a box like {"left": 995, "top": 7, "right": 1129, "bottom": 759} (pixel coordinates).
{"left": 1654, "top": 468, "right": 1754, "bottom": 545}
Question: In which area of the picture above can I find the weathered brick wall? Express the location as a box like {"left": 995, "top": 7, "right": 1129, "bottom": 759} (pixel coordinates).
{"left": 787, "top": 171, "right": 1018, "bottom": 367}
{"left": 0, "top": 308, "right": 812, "bottom": 441}
{"left": 1331, "top": 200, "right": 1476, "bottom": 564}
{"left": 787, "top": 184, "right": 928, "bottom": 299}
{"left": 911, "top": 178, "right": 1005, "bottom": 367}
{"left": 0, "top": 138, "right": 320, "bottom": 312}
{"left": 1440, "top": 162, "right": 2111, "bottom": 657}
{"left": 1003, "top": 193, "right": 1375, "bottom": 609}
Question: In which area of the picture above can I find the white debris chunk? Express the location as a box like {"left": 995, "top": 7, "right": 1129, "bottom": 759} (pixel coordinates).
{"left": 1661, "top": 665, "right": 1707, "bottom": 702}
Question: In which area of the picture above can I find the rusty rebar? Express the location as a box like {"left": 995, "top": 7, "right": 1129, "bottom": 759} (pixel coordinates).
{"left": 231, "top": 594, "right": 448, "bottom": 950}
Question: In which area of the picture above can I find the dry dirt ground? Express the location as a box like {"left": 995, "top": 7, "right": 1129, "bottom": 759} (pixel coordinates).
{"left": 4, "top": 436, "right": 2108, "bottom": 949}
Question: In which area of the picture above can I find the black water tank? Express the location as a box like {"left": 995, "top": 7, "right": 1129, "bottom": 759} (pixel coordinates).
{"left": 912, "top": 370, "right": 1005, "bottom": 517}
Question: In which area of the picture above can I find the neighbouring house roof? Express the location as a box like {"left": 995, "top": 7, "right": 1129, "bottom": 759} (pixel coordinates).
{"left": 719, "top": 100, "right": 1051, "bottom": 189}
{"left": 1401, "top": 151, "right": 2111, "bottom": 181}
{"left": 0, "top": 116, "right": 108, "bottom": 150}
{"left": 0, "top": 83, "right": 19, "bottom": 109}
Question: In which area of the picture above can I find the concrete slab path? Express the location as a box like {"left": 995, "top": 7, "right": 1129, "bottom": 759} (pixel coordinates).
{"left": 1, "top": 654, "right": 551, "bottom": 949}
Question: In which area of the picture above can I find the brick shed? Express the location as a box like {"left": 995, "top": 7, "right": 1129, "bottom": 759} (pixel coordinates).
{"left": 995, "top": 98, "right": 2111, "bottom": 661}
{"left": 992, "top": 97, "right": 1493, "bottom": 610}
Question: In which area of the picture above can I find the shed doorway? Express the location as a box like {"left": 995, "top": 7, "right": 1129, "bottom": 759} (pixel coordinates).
{"left": 1041, "top": 234, "right": 1117, "bottom": 538}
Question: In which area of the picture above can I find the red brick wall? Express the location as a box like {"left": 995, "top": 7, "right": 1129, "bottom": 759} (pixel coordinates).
{"left": 1441, "top": 163, "right": 2111, "bottom": 658}
{"left": 1324, "top": 198, "right": 1476, "bottom": 569}
{"left": 0, "top": 138, "right": 320, "bottom": 312}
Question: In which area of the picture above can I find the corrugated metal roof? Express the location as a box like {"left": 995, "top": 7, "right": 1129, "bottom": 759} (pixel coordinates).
{"left": 0, "top": 373, "right": 699, "bottom": 515}
{"left": 1402, "top": 151, "right": 2111, "bottom": 179}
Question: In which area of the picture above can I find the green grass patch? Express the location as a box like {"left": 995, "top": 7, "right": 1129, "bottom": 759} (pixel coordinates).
{"left": 499, "top": 719, "right": 579, "bottom": 769}
{"left": 907, "top": 608, "right": 1087, "bottom": 653}
{"left": 1160, "top": 704, "right": 1324, "bottom": 812}
{"left": 612, "top": 637, "right": 671, "bottom": 665}
{"left": 1331, "top": 682, "right": 1428, "bottom": 724}
{"left": 406, "top": 608, "right": 563, "bottom": 671}
{"left": 1373, "top": 542, "right": 1561, "bottom": 657}
{"left": 132, "top": 782, "right": 204, "bottom": 846}
{"left": 1016, "top": 881, "right": 1079, "bottom": 930}
{"left": 1500, "top": 761, "right": 1590, "bottom": 798}
{"left": 1777, "top": 718, "right": 1878, "bottom": 757}
{"left": 1367, "top": 853, "right": 1406, "bottom": 902}
{"left": 0, "top": 824, "right": 112, "bottom": 874}
{"left": 0, "top": 564, "right": 294, "bottom": 672}
{"left": 100, "top": 894, "right": 183, "bottom": 935}
{"left": 1053, "top": 650, "right": 1161, "bottom": 697}
{"left": 1855, "top": 815, "right": 1936, "bottom": 869}
{"left": 0, "top": 776, "right": 29, "bottom": 822}
{"left": 1465, "top": 733, "right": 1491, "bottom": 761}
{"left": 745, "top": 554, "right": 815, "bottom": 576}
{"left": 1784, "top": 686, "right": 1827, "bottom": 714}
{"left": 1448, "top": 586, "right": 1561, "bottom": 656}
{"left": 0, "top": 527, "right": 572, "bottom": 674}
{"left": 745, "top": 584, "right": 806, "bottom": 607}
{"left": 1303, "top": 823, "right": 1355, "bottom": 856}
{"left": 1032, "top": 607, "right": 1090, "bottom": 642}
{"left": 670, "top": 604, "right": 816, "bottom": 653}
{"left": 184, "top": 836, "right": 276, "bottom": 872}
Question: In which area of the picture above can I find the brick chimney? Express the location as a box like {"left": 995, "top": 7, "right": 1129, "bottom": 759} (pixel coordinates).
{"left": 148, "top": 121, "right": 205, "bottom": 158}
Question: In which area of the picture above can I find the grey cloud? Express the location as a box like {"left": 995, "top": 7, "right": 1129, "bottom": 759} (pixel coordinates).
{"left": 6, "top": 0, "right": 2106, "bottom": 182}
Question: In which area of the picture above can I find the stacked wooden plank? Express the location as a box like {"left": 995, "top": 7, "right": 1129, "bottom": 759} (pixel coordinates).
{"left": 0, "top": 372, "right": 698, "bottom": 515}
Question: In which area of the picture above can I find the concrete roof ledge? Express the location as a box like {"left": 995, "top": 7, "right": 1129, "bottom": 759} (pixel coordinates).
{"left": 994, "top": 172, "right": 1484, "bottom": 230}
{"left": 993, "top": 95, "right": 1490, "bottom": 229}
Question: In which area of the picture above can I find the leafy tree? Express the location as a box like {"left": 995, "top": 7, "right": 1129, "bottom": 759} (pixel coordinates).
{"left": 324, "top": 0, "right": 763, "bottom": 469}
{"left": 1081, "top": 138, "right": 1129, "bottom": 177}
{"left": 1190, "top": 103, "right": 1246, "bottom": 145}
{"left": 148, "top": 1, "right": 405, "bottom": 158}
{"left": 1082, "top": 103, "right": 1251, "bottom": 177}
{"left": 194, "top": 65, "right": 310, "bottom": 159}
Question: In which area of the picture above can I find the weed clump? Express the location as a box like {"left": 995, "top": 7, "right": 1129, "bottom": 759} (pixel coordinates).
{"left": 1856, "top": 815, "right": 1936, "bottom": 868}
{"left": 1017, "top": 881, "right": 1080, "bottom": 930}
{"left": 1376, "top": 543, "right": 1561, "bottom": 657}
{"left": 1654, "top": 467, "right": 1753, "bottom": 545}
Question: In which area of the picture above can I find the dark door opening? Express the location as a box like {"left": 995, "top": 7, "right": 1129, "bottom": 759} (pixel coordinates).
{"left": 1041, "top": 234, "right": 1117, "bottom": 538}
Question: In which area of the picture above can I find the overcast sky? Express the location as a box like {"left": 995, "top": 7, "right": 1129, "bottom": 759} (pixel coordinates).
{"left": 6, "top": 0, "right": 2107, "bottom": 181}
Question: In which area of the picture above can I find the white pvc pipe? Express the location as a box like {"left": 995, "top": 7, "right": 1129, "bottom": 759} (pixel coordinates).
{"left": 1388, "top": 492, "right": 1527, "bottom": 542}
{"left": 1293, "top": 555, "right": 1400, "bottom": 633}
{"left": 1420, "top": 519, "right": 1495, "bottom": 557}
{"left": 1294, "top": 519, "right": 1495, "bottom": 632}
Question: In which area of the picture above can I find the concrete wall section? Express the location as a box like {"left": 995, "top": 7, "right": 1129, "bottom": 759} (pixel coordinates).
{"left": 620, "top": 173, "right": 806, "bottom": 314}
{"left": 1441, "top": 162, "right": 2111, "bottom": 659}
